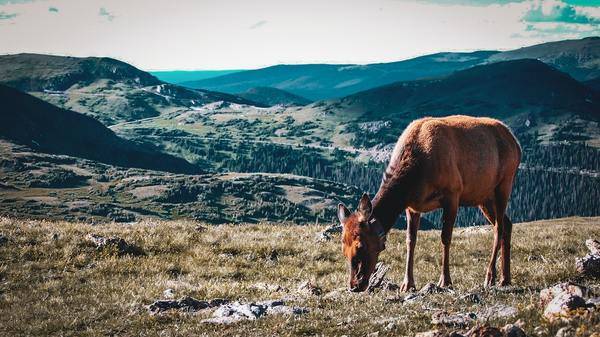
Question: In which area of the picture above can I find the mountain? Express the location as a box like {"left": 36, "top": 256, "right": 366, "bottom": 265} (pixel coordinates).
{"left": 0, "top": 84, "right": 199, "bottom": 173}
{"left": 182, "top": 37, "right": 600, "bottom": 101}
{"left": 182, "top": 51, "right": 498, "bottom": 100}
{"left": 0, "top": 54, "right": 259, "bottom": 125}
{"left": 489, "top": 36, "right": 600, "bottom": 81}
{"left": 150, "top": 70, "right": 242, "bottom": 84}
{"left": 585, "top": 77, "right": 600, "bottom": 91}
{"left": 236, "top": 87, "right": 312, "bottom": 106}
{"left": 308, "top": 59, "right": 599, "bottom": 148}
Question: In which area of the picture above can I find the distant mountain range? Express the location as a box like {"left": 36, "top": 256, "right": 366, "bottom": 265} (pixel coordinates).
{"left": 304, "top": 59, "right": 599, "bottom": 148}
{"left": 489, "top": 36, "right": 600, "bottom": 81}
{"left": 236, "top": 87, "right": 312, "bottom": 106}
{"left": 0, "top": 84, "right": 198, "bottom": 173}
{"left": 181, "top": 51, "right": 497, "bottom": 100}
{"left": 150, "top": 70, "right": 242, "bottom": 84}
{"left": 0, "top": 54, "right": 259, "bottom": 125}
{"left": 183, "top": 37, "right": 600, "bottom": 100}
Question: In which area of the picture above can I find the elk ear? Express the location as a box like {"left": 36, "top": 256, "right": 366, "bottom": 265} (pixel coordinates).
{"left": 337, "top": 203, "right": 351, "bottom": 224}
{"left": 357, "top": 193, "right": 372, "bottom": 220}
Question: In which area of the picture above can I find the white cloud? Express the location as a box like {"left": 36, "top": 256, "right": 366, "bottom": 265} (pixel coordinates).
{"left": 0, "top": 0, "right": 597, "bottom": 70}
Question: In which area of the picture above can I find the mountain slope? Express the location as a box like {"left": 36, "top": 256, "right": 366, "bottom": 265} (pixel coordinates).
{"left": 489, "top": 36, "right": 600, "bottom": 81}
{"left": 0, "top": 84, "right": 199, "bottom": 173}
{"left": 236, "top": 87, "right": 312, "bottom": 106}
{"left": 0, "top": 54, "right": 260, "bottom": 125}
{"left": 304, "top": 59, "right": 599, "bottom": 148}
{"left": 0, "top": 53, "right": 161, "bottom": 91}
{"left": 183, "top": 51, "right": 498, "bottom": 100}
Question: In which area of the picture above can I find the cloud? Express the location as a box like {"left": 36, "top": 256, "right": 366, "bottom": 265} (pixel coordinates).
{"left": 249, "top": 20, "right": 267, "bottom": 29}
{"left": 523, "top": 0, "right": 600, "bottom": 24}
{"left": 99, "top": 7, "right": 114, "bottom": 21}
{"left": 0, "top": 0, "right": 35, "bottom": 4}
{"left": 48, "top": 7, "right": 58, "bottom": 13}
{"left": 417, "top": 0, "right": 525, "bottom": 5}
{"left": 0, "top": 11, "right": 16, "bottom": 19}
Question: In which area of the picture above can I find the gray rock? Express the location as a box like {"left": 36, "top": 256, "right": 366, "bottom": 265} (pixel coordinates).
{"left": 297, "top": 280, "right": 322, "bottom": 296}
{"left": 420, "top": 282, "right": 454, "bottom": 295}
{"left": 586, "top": 297, "right": 600, "bottom": 308}
{"left": 85, "top": 233, "right": 144, "bottom": 256}
{"left": 316, "top": 225, "right": 342, "bottom": 242}
{"left": 201, "top": 299, "right": 307, "bottom": 324}
{"left": 478, "top": 304, "right": 518, "bottom": 320}
{"left": 585, "top": 239, "right": 600, "bottom": 255}
{"left": 539, "top": 282, "right": 590, "bottom": 307}
{"left": 575, "top": 253, "right": 600, "bottom": 277}
{"left": 503, "top": 324, "right": 526, "bottom": 337}
{"left": 0, "top": 233, "right": 7, "bottom": 246}
{"left": 543, "top": 292, "right": 588, "bottom": 321}
{"left": 431, "top": 311, "right": 477, "bottom": 327}
{"left": 163, "top": 288, "right": 175, "bottom": 299}
{"left": 147, "top": 296, "right": 228, "bottom": 315}
{"left": 458, "top": 293, "right": 481, "bottom": 303}
{"left": 555, "top": 326, "right": 575, "bottom": 337}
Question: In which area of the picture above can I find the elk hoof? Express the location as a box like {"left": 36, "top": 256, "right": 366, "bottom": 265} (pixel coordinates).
{"left": 400, "top": 280, "right": 416, "bottom": 292}
{"left": 437, "top": 278, "right": 453, "bottom": 289}
{"left": 484, "top": 273, "right": 496, "bottom": 288}
{"left": 499, "top": 278, "right": 511, "bottom": 287}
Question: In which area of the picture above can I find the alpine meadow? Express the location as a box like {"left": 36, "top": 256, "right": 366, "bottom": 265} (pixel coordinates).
{"left": 0, "top": 1, "right": 599, "bottom": 336}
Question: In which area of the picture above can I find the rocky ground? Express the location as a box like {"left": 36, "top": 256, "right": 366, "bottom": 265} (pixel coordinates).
{"left": 0, "top": 216, "right": 598, "bottom": 336}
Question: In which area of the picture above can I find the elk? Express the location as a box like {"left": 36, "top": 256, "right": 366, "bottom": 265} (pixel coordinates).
{"left": 338, "top": 115, "right": 521, "bottom": 292}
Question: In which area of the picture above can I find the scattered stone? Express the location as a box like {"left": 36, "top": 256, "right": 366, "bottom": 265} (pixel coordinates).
{"left": 586, "top": 297, "right": 600, "bottom": 308}
{"left": 585, "top": 238, "right": 600, "bottom": 255}
{"left": 297, "top": 280, "right": 322, "bottom": 296}
{"left": 201, "top": 300, "right": 307, "bottom": 324}
{"left": 147, "top": 296, "right": 228, "bottom": 315}
{"left": 0, "top": 233, "right": 7, "bottom": 246}
{"left": 575, "top": 238, "right": 600, "bottom": 277}
{"left": 464, "top": 325, "right": 502, "bottom": 337}
{"left": 403, "top": 292, "right": 423, "bottom": 303}
{"left": 539, "top": 282, "right": 591, "bottom": 307}
{"left": 478, "top": 304, "right": 518, "bottom": 320}
{"left": 163, "top": 288, "right": 175, "bottom": 299}
{"left": 554, "top": 326, "right": 575, "bottom": 337}
{"left": 367, "top": 262, "right": 390, "bottom": 292}
{"left": 543, "top": 292, "right": 588, "bottom": 321}
{"left": 576, "top": 253, "right": 600, "bottom": 277}
{"left": 85, "top": 234, "right": 144, "bottom": 256}
{"left": 502, "top": 324, "right": 526, "bottom": 337}
{"left": 316, "top": 224, "right": 342, "bottom": 242}
{"left": 458, "top": 293, "right": 481, "bottom": 304}
{"left": 420, "top": 282, "right": 454, "bottom": 295}
{"left": 267, "top": 249, "right": 278, "bottom": 261}
{"left": 432, "top": 311, "right": 477, "bottom": 327}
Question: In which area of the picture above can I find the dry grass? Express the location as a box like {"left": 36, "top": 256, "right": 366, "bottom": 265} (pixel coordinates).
{"left": 0, "top": 216, "right": 598, "bottom": 336}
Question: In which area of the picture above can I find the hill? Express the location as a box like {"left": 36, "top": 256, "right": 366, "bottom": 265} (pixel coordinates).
{"left": 182, "top": 51, "right": 498, "bottom": 100}
{"left": 236, "top": 87, "right": 312, "bottom": 106}
{"left": 0, "top": 84, "right": 198, "bottom": 173}
{"left": 0, "top": 54, "right": 259, "bottom": 125}
{"left": 1, "top": 216, "right": 598, "bottom": 336}
{"left": 313, "top": 59, "right": 599, "bottom": 148}
{"left": 490, "top": 36, "right": 600, "bottom": 81}
{"left": 0, "top": 53, "right": 161, "bottom": 91}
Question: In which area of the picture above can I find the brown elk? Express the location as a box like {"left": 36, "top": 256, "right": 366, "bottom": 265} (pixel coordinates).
{"left": 338, "top": 115, "right": 521, "bottom": 292}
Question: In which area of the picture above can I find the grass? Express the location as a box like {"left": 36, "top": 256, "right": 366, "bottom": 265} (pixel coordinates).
{"left": 0, "top": 216, "right": 599, "bottom": 336}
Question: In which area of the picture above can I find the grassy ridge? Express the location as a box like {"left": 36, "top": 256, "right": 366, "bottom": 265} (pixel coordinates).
{"left": 0, "top": 216, "right": 598, "bottom": 336}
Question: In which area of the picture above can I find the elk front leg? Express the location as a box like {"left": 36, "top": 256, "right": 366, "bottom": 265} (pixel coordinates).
{"left": 400, "top": 209, "right": 420, "bottom": 292}
{"left": 438, "top": 197, "right": 458, "bottom": 288}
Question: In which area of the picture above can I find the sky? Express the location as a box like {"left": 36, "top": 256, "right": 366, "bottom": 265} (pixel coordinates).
{"left": 0, "top": 0, "right": 598, "bottom": 70}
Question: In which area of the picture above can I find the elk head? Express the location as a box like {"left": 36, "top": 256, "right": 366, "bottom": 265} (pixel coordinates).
{"left": 338, "top": 193, "right": 387, "bottom": 292}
